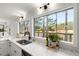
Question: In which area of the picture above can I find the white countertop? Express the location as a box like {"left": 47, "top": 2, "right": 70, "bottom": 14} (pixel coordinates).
{"left": 8, "top": 37, "right": 79, "bottom": 56}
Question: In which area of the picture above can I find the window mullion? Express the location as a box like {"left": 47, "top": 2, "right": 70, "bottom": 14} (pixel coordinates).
{"left": 65, "top": 10, "right": 68, "bottom": 41}
{"left": 56, "top": 13, "right": 57, "bottom": 34}
{"left": 43, "top": 18, "right": 45, "bottom": 37}
{"left": 46, "top": 16, "right": 48, "bottom": 37}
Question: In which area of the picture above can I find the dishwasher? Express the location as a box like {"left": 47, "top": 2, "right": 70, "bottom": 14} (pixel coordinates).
{"left": 22, "top": 50, "right": 32, "bottom": 56}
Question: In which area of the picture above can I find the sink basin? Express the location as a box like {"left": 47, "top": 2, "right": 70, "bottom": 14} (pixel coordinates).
{"left": 17, "top": 40, "right": 32, "bottom": 45}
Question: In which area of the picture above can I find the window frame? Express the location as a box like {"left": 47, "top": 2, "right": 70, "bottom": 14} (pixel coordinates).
{"left": 34, "top": 17, "right": 46, "bottom": 37}
{"left": 34, "top": 7, "right": 74, "bottom": 42}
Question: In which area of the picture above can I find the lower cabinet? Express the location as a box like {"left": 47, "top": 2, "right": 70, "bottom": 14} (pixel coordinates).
{"left": 0, "top": 40, "right": 9, "bottom": 56}
{"left": 0, "top": 40, "right": 32, "bottom": 56}
{"left": 9, "top": 42, "right": 22, "bottom": 56}
{"left": 0, "top": 40, "right": 22, "bottom": 56}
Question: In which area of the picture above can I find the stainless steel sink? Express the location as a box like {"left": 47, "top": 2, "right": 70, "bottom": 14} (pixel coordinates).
{"left": 17, "top": 40, "right": 32, "bottom": 45}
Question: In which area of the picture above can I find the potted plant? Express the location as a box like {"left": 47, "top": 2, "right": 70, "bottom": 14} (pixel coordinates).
{"left": 48, "top": 34, "right": 62, "bottom": 47}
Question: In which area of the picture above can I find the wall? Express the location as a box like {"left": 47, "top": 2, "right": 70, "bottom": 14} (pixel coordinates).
{"left": 74, "top": 4, "right": 79, "bottom": 47}
{"left": 8, "top": 12, "right": 35, "bottom": 38}
{"left": 8, "top": 20, "right": 18, "bottom": 37}
{"left": 0, "top": 17, "right": 18, "bottom": 38}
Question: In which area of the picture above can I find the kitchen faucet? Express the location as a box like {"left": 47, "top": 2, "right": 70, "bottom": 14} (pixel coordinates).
{"left": 24, "top": 30, "right": 31, "bottom": 40}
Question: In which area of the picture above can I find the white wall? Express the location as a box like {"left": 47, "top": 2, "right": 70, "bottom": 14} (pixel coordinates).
{"left": 0, "top": 18, "right": 18, "bottom": 38}
{"left": 8, "top": 12, "right": 35, "bottom": 38}
{"left": 74, "top": 4, "right": 79, "bottom": 47}
{"left": 8, "top": 20, "right": 18, "bottom": 37}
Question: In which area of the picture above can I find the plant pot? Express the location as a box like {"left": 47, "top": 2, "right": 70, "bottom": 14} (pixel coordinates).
{"left": 50, "top": 42, "right": 58, "bottom": 48}
{"left": 48, "top": 39, "right": 58, "bottom": 47}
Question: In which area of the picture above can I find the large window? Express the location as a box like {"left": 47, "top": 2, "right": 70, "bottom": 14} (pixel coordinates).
{"left": 57, "top": 11, "right": 66, "bottom": 41}
{"left": 66, "top": 9, "right": 74, "bottom": 42}
{"left": 47, "top": 14, "right": 56, "bottom": 34}
{"left": 34, "top": 17, "right": 45, "bottom": 37}
{"left": 34, "top": 8, "right": 74, "bottom": 42}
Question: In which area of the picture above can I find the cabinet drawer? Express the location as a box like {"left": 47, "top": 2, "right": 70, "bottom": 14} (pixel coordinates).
{"left": 0, "top": 48, "right": 6, "bottom": 51}
{"left": 0, "top": 45, "right": 7, "bottom": 49}
{"left": 0, "top": 52, "right": 6, "bottom": 56}
{"left": 11, "top": 49, "right": 21, "bottom": 56}
{"left": 10, "top": 42, "right": 22, "bottom": 56}
{"left": 0, "top": 53, "right": 3, "bottom": 56}
{"left": 0, "top": 54, "right": 2, "bottom": 56}
{"left": 0, "top": 48, "right": 8, "bottom": 56}
{"left": 0, "top": 49, "right": 3, "bottom": 53}
{"left": 0, "top": 47, "right": 3, "bottom": 50}
{"left": 0, "top": 54, "right": 5, "bottom": 56}
{"left": 0, "top": 44, "right": 6, "bottom": 47}
{"left": 0, "top": 41, "right": 6, "bottom": 44}
{"left": 0, "top": 40, "right": 8, "bottom": 56}
{"left": 0, "top": 41, "right": 7, "bottom": 46}
{"left": 11, "top": 45, "right": 22, "bottom": 56}
{"left": 0, "top": 50, "right": 5, "bottom": 56}
{"left": 11, "top": 42, "right": 21, "bottom": 51}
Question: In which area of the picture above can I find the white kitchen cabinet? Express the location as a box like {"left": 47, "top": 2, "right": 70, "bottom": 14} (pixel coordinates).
{"left": 0, "top": 40, "right": 9, "bottom": 56}
{"left": 9, "top": 41, "right": 22, "bottom": 56}
{"left": 7, "top": 40, "right": 12, "bottom": 55}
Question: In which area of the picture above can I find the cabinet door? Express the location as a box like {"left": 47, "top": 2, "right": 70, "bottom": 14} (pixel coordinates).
{"left": 7, "top": 40, "right": 12, "bottom": 56}
{"left": 0, "top": 40, "right": 8, "bottom": 56}
{"left": 10, "top": 42, "right": 22, "bottom": 56}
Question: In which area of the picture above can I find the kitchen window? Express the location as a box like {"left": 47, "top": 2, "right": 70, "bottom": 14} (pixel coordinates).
{"left": 66, "top": 9, "right": 74, "bottom": 42}
{"left": 34, "top": 8, "right": 74, "bottom": 42}
{"left": 47, "top": 14, "right": 57, "bottom": 35}
{"left": 34, "top": 17, "right": 46, "bottom": 37}
{"left": 57, "top": 11, "right": 66, "bottom": 41}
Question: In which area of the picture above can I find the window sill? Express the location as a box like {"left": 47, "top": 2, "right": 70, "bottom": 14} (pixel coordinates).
{"left": 60, "top": 40, "right": 74, "bottom": 45}
{"left": 34, "top": 36, "right": 46, "bottom": 39}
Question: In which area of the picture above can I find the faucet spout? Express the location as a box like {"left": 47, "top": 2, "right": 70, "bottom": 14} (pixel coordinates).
{"left": 24, "top": 31, "right": 31, "bottom": 40}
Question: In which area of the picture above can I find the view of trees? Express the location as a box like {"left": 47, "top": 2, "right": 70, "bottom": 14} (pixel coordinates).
{"left": 48, "top": 25, "right": 55, "bottom": 31}
{"left": 35, "top": 21, "right": 73, "bottom": 33}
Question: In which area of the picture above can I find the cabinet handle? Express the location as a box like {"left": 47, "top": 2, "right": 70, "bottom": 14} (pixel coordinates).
{"left": 0, "top": 54, "right": 2, "bottom": 55}
{"left": 14, "top": 50, "right": 16, "bottom": 53}
{"left": 9, "top": 45, "right": 11, "bottom": 47}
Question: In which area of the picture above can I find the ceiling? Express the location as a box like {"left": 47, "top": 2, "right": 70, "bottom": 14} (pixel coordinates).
{"left": 0, "top": 3, "right": 74, "bottom": 21}
{"left": 0, "top": 3, "right": 39, "bottom": 21}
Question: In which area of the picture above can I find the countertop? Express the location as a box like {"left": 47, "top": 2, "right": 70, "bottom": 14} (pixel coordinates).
{"left": 8, "top": 37, "right": 79, "bottom": 56}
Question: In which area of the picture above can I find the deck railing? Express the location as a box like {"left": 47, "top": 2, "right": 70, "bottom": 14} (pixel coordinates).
{"left": 35, "top": 32, "right": 73, "bottom": 42}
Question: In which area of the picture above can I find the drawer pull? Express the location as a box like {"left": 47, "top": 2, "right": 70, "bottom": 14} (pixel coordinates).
{"left": 14, "top": 50, "right": 16, "bottom": 53}
{"left": 9, "top": 45, "right": 11, "bottom": 46}
{"left": 0, "top": 54, "right": 2, "bottom": 55}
